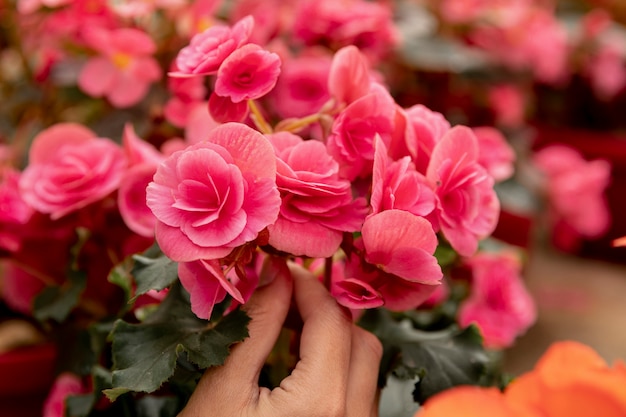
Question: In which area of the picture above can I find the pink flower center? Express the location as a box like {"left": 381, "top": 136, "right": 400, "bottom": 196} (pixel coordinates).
{"left": 112, "top": 53, "right": 132, "bottom": 70}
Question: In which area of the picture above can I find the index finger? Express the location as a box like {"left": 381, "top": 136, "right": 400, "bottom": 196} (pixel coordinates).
{"left": 270, "top": 263, "right": 353, "bottom": 410}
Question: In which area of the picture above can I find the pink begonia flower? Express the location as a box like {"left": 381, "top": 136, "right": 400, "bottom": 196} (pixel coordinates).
{"left": 340, "top": 210, "right": 442, "bottom": 311}
{"left": 371, "top": 137, "right": 436, "bottom": 217}
{"left": 420, "top": 279, "right": 450, "bottom": 309}
{"left": 178, "top": 251, "right": 275, "bottom": 319}
{"left": 405, "top": 104, "right": 451, "bottom": 174}
{"left": 43, "top": 372, "right": 87, "bottom": 417}
{"left": 0, "top": 169, "right": 34, "bottom": 252}
{"left": 0, "top": 261, "right": 46, "bottom": 315}
{"left": 488, "top": 84, "right": 526, "bottom": 128}
{"left": 164, "top": 62, "right": 208, "bottom": 128}
{"left": 117, "top": 124, "right": 166, "bottom": 237}
{"left": 19, "top": 123, "right": 126, "bottom": 220}
{"left": 17, "top": 0, "right": 71, "bottom": 14}
{"left": 146, "top": 123, "right": 280, "bottom": 262}
{"left": 586, "top": 39, "right": 626, "bottom": 100}
{"left": 458, "top": 251, "right": 536, "bottom": 349}
{"left": 533, "top": 145, "right": 611, "bottom": 238}
{"left": 292, "top": 0, "right": 399, "bottom": 63}
{"left": 208, "top": 92, "right": 250, "bottom": 123}
{"left": 184, "top": 103, "right": 220, "bottom": 144}
{"left": 169, "top": 15, "right": 254, "bottom": 77}
{"left": 214, "top": 43, "right": 281, "bottom": 103}
{"left": 470, "top": 10, "right": 569, "bottom": 85}
{"left": 230, "top": 0, "right": 297, "bottom": 45}
{"left": 472, "top": 126, "right": 516, "bottom": 182}
{"left": 179, "top": 258, "right": 258, "bottom": 319}
{"left": 268, "top": 52, "right": 332, "bottom": 119}
{"left": 327, "top": 85, "right": 396, "bottom": 180}
{"left": 362, "top": 210, "right": 441, "bottom": 283}
{"left": 328, "top": 45, "right": 372, "bottom": 106}
{"left": 121, "top": 123, "right": 164, "bottom": 167}
{"left": 266, "top": 132, "right": 368, "bottom": 257}
{"left": 78, "top": 27, "right": 161, "bottom": 108}
{"left": 426, "top": 126, "right": 500, "bottom": 257}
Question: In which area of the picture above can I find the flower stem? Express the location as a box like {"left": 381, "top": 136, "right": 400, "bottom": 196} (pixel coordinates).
{"left": 248, "top": 100, "right": 273, "bottom": 134}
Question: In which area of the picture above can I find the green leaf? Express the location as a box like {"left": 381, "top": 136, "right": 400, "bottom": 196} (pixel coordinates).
{"left": 33, "top": 269, "right": 87, "bottom": 322}
{"left": 104, "top": 283, "right": 250, "bottom": 401}
{"left": 66, "top": 366, "right": 112, "bottom": 417}
{"left": 360, "top": 309, "right": 491, "bottom": 404}
{"left": 130, "top": 251, "right": 178, "bottom": 302}
{"left": 433, "top": 244, "right": 457, "bottom": 268}
{"left": 108, "top": 263, "right": 133, "bottom": 307}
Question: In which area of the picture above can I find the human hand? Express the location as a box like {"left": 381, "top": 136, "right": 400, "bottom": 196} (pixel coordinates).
{"left": 178, "top": 262, "right": 382, "bottom": 417}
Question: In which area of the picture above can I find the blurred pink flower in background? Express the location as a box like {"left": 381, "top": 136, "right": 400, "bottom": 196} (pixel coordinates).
{"left": 458, "top": 251, "right": 536, "bottom": 349}
{"left": 268, "top": 51, "right": 332, "bottom": 119}
{"left": 19, "top": 123, "right": 126, "bottom": 220}
{"left": 43, "top": 373, "right": 87, "bottom": 417}
{"left": 473, "top": 126, "right": 516, "bottom": 182}
{"left": 488, "top": 84, "right": 526, "bottom": 128}
{"left": 533, "top": 144, "right": 612, "bottom": 239}
{"left": 78, "top": 27, "right": 161, "bottom": 108}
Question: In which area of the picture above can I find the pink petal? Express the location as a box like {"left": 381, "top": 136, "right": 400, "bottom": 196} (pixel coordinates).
{"left": 328, "top": 45, "right": 371, "bottom": 105}
{"left": 362, "top": 210, "right": 441, "bottom": 283}
{"left": 78, "top": 57, "right": 116, "bottom": 97}
{"left": 267, "top": 216, "right": 343, "bottom": 257}
{"left": 29, "top": 123, "right": 95, "bottom": 165}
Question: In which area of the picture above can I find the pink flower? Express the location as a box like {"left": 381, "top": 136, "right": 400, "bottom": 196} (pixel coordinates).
{"left": 426, "top": 126, "right": 500, "bottom": 256}
{"left": 328, "top": 45, "right": 372, "bottom": 106}
{"left": 17, "top": 0, "right": 71, "bottom": 14}
{"left": 214, "top": 43, "right": 281, "bottom": 103}
{"left": 268, "top": 52, "right": 332, "bottom": 119}
{"left": 327, "top": 85, "right": 396, "bottom": 180}
{"left": 78, "top": 27, "right": 161, "bottom": 108}
{"left": 487, "top": 84, "right": 526, "bottom": 128}
{"left": 533, "top": 145, "right": 611, "bottom": 238}
{"left": 164, "top": 62, "right": 208, "bottom": 128}
{"left": 292, "top": 0, "right": 399, "bottom": 63}
{"left": 458, "top": 251, "right": 536, "bottom": 349}
{"left": 0, "top": 260, "right": 46, "bottom": 315}
{"left": 340, "top": 210, "right": 443, "bottom": 311}
{"left": 586, "top": 39, "right": 626, "bottom": 100}
{"left": 405, "top": 104, "right": 451, "bottom": 173}
{"left": 178, "top": 258, "right": 259, "bottom": 319}
{"left": 0, "top": 169, "right": 34, "bottom": 252}
{"left": 208, "top": 92, "right": 250, "bottom": 123}
{"left": 473, "top": 126, "right": 516, "bottom": 182}
{"left": 266, "top": 132, "right": 368, "bottom": 257}
{"left": 371, "top": 137, "right": 436, "bottom": 217}
{"left": 19, "top": 123, "right": 126, "bottom": 220}
{"left": 43, "top": 373, "right": 87, "bottom": 417}
{"left": 169, "top": 16, "right": 254, "bottom": 77}
{"left": 146, "top": 123, "right": 280, "bottom": 262}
